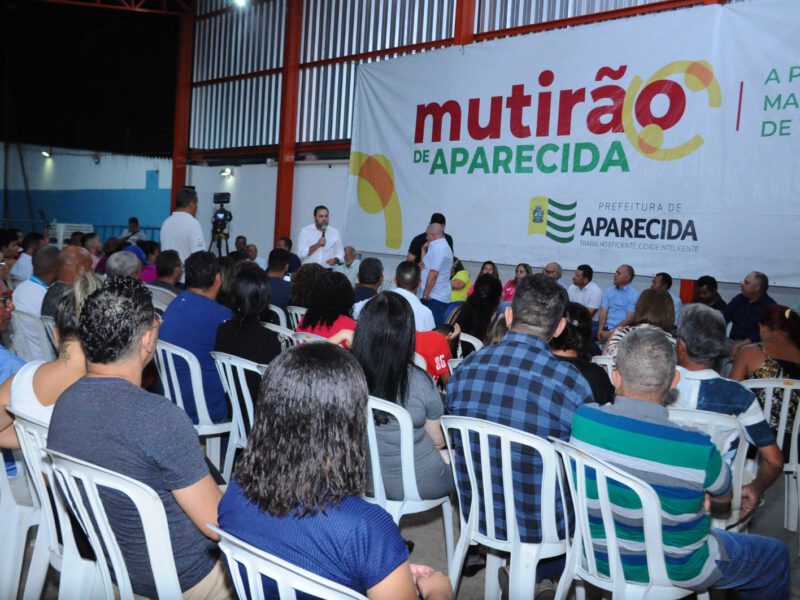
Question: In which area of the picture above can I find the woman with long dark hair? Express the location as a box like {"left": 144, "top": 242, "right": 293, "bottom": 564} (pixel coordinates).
{"left": 218, "top": 343, "right": 452, "bottom": 599}
{"left": 297, "top": 270, "right": 356, "bottom": 338}
{"left": 501, "top": 263, "right": 531, "bottom": 302}
{"left": 351, "top": 292, "right": 454, "bottom": 501}
{"left": 450, "top": 273, "right": 502, "bottom": 346}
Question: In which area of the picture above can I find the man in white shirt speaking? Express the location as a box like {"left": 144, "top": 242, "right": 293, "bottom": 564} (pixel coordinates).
{"left": 297, "top": 205, "right": 344, "bottom": 268}
{"left": 160, "top": 186, "right": 206, "bottom": 263}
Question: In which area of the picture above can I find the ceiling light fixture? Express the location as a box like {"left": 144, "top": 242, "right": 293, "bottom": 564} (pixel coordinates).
{"left": 41, "top": 149, "right": 52, "bottom": 158}
{"left": 220, "top": 167, "right": 234, "bottom": 178}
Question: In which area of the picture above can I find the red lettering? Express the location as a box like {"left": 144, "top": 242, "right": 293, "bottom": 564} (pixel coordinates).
{"left": 467, "top": 96, "right": 503, "bottom": 140}
{"left": 635, "top": 80, "right": 686, "bottom": 131}
{"left": 414, "top": 101, "right": 462, "bottom": 143}
{"left": 506, "top": 84, "right": 532, "bottom": 138}
{"left": 557, "top": 88, "right": 586, "bottom": 136}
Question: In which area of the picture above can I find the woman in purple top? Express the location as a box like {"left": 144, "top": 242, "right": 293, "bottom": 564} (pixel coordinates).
{"left": 218, "top": 343, "right": 452, "bottom": 600}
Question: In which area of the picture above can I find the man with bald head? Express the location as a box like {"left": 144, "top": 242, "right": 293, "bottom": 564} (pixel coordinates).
{"left": 543, "top": 262, "right": 568, "bottom": 289}
{"left": 597, "top": 264, "right": 639, "bottom": 343}
{"left": 41, "top": 245, "right": 94, "bottom": 318}
{"left": 420, "top": 222, "right": 453, "bottom": 325}
{"left": 723, "top": 270, "right": 776, "bottom": 345}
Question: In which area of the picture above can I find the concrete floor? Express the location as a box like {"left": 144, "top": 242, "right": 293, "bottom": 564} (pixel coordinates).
{"left": 16, "top": 471, "right": 800, "bottom": 599}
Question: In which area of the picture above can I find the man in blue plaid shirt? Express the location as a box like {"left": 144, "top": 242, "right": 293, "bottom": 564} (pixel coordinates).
{"left": 447, "top": 274, "right": 593, "bottom": 583}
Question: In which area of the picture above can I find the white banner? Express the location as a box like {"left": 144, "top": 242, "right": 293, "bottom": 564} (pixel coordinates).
{"left": 345, "top": 0, "right": 800, "bottom": 286}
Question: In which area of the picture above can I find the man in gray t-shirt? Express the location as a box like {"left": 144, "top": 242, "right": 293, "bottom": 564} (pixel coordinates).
{"left": 47, "top": 277, "right": 230, "bottom": 597}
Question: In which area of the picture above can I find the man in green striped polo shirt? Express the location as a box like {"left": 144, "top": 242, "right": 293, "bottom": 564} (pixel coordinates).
{"left": 570, "top": 328, "right": 788, "bottom": 598}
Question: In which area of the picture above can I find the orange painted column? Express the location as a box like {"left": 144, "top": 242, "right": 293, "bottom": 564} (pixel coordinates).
{"left": 273, "top": 0, "right": 304, "bottom": 244}
{"left": 170, "top": 8, "right": 195, "bottom": 211}
{"left": 454, "top": 0, "right": 476, "bottom": 45}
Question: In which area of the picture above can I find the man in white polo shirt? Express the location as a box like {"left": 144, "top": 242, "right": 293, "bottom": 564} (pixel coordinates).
{"left": 420, "top": 223, "right": 453, "bottom": 326}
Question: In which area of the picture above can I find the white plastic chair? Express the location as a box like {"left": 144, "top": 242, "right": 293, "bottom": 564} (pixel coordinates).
{"left": 285, "top": 305, "right": 307, "bottom": 330}
{"left": 457, "top": 332, "right": 483, "bottom": 359}
{"left": 211, "top": 352, "right": 265, "bottom": 482}
{"left": 440, "top": 416, "right": 567, "bottom": 599}
{"left": 210, "top": 525, "right": 367, "bottom": 599}
{"left": 40, "top": 315, "right": 59, "bottom": 355}
{"left": 551, "top": 439, "right": 709, "bottom": 600}
{"left": 268, "top": 303, "right": 287, "bottom": 329}
{"left": 153, "top": 340, "right": 232, "bottom": 471}
{"left": 260, "top": 322, "right": 295, "bottom": 352}
{"left": 293, "top": 331, "right": 328, "bottom": 344}
{"left": 9, "top": 410, "right": 103, "bottom": 600}
{"left": 742, "top": 378, "right": 800, "bottom": 533}
{"left": 667, "top": 408, "right": 753, "bottom": 531}
{"left": 413, "top": 352, "right": 427, "bottom": 370}
{"left": 145, "top": 284, "right": 177, "bottom": 313}
{"left": 0, "top": 449, "right": 39, "bottom": 600}
{"left": 44, "top": 449, "right": 183, "bottom": 600}
{"left": 448, "top": 358, "right": 463, "bottom": 373}
{"left": 590, "top": 355, "right": 615, "bottom": 381}
{"left": 10, "top": 310, "right": 56, "bottom": 361}
{"left": 365, "top": 396, "right": 454, "bottom": 575}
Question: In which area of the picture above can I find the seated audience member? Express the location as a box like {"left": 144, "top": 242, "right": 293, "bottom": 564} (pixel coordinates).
{"left": 10, "top": 232, "right": 43, "bottom": 281}
{"left": 288, "top": 263, "right": 325, "bottom": 308}
{"left": 150, "top": 249, "right": 183, "bottom": 295}
{"left": 0, "top": 230, "right": 20, "bottom": 273}
{"left": 603, "top": 289, "right": 675, "bottom": 359}
{"left": 335, "top": 245, "right": 361, "bottom": 285}
{"left": 228, "top": 236, "right": 247, "bottom": 261}
{"left": 567, "top": 264, "right": 603, "bottom": 317}
{"left": 215, "top": 256, "right": 239, "bottom": 311}
{"left": 219, "top": 343, "right": 452, "bottom": 599}
{"left": 68, "top": 231, "right": 84, "bottom": 246}
{"left": 416, "top": 324, "right": 458, "bottom": 386}
{"left": 215, "top": 266, "right": 282, "bottom": 400}
{"left": 297, "top": 271, "right": 355, "bottom": 339}
{"left": 674, "top": 304, "right": 782, "bottom": 515}
{"left": 14, "top": 245, "right": 59, "bottom": 358}
{"left": 501, "top": 263, "right": 532, "bottom": 303}
{"left": 245, "top": 244, "right": 266, "bottom": 270}
{"left": 448, "top": 274, "right": 593, "bottom": 591}
{"left": 488, "top": 314, "right": 508, "bottom": 345}
{"left": 0, "top": 281, "right": 25, "bottom": 450}
{"left": 468, "top": 260, "right": 500, "bottom": 296}
{"left": 597, "top": 264, "right": 639, "bottom": 342}
{"left": 120, "top": 216, "right": 147, "bottom": 243}
{"left": 105, "top": 248, "right": 142, "bottom": 280}
{"left": 651, "top": 271, "right": 683, "bottom": 326}
{"left": 542, "top": 261, "right": 568, "bottom": 289}
{"left": 695, "top": 275, "right": 727, "bottom": 311}
{"left": 94, "top": 236, "right": 122, "bottom": 274}
{"left": 570, "top": 328, "right": 789, "bottom": 597}
{"left": 276, "top": 236, "right": 301, "bottom": 274}
{"left": 265, "top": 248, "right": 291, "bottom": 309}
{"left": 0, "top": 273, "right": 99, "bottom": 439}
{"left": 47, "top": 277, "right": 232, "bottom": 598}
{"left": 159, "top": 251, "right": 233, "bottom": 424}
{"left": 731, "top": 305, "right": 800, "bottom": 437}
{"left": 139, "top": 240, "right": 161, "bottom": 272}
{"left": 450, "top": 257, "right": 470, "bottom": 303}
{"left": 354, "top": 257, "right": 384, "bottom": 302}
{"left": 550, "top": 302, "right": 615, "bottom": 405}
{"left": 123, "top": 244, "right": 156, "bottom": 282}
{"left": 450, "top": 273, "right": 502, "bottom": 347}
{"left": 723, "top": 271, "right": 776, "bottom": 346}
{"left": 81, "top": 232, "right": 103, "bottom": 270}
{"left": 354, "top": 261, "right": 435, "bottom": 332}
{"left": 352, "top": 292, "right": 454, "bottom": 500}
{"left": 41, "top": 245, "right": 93, "bottom": 317}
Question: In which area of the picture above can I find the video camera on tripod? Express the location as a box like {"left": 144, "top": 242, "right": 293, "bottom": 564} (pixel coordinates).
{"left": 209, "top": 193, "right": 233, "bottom": 255}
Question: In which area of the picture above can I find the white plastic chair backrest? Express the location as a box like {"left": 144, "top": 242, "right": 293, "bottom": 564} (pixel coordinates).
{"left": 590, "top": 355, "right": 615, "bottom": 381}
{"left": 551, "top": 438, "right": 674, "bottom": 590}
{"left": 44, "top": 449, "right": 182, "bottom": 600}
{"left": 211, "top": 352, "right": 264, "bottom": 442}
{"left": 366, "top": 396, "right": 424, "bottom": 503}
{"left": 153, "top": 340, "right": 215, "bottom": 427}
{"left": 448, "top": 358, "right": 463, "bottom": 373}
{"left": 413, "top": 352, "right": 427, "bottom": 370}
{"left": 40, "top": 315, "right": 59, "bottom": 354}
{"left": 725, "top": 321, "right": 733, "bottom": 337}
{"left": 210, "top": 525, "right": 367, "bottom": 600}
{"left": 457, "top": 333, "right": 483, "bottom": 359}
{"left": 268, "top": 304, "right": 287, "bottom": 329}
{"left": 439, "top": 415, "right": 565, "bottom": 547}
{"left": 260, "top": 322, "right": 295, "bottom": 352}
{"left": 10, "top": 310, "right": 56, "bottom": 361}
{"left": 144, "top": 285, "right": 177, "bottom": 312}
{"left": 741, "top": 378, "right": 800, "bottom": 462}
{"left": 667, "top": 408, "right": 749, "bottom": 514}
{"left": 293, "top": 331, "right": 328, "bottom": 345}
{"left": 285, "top": 306, "right": 307, "bottom": 330}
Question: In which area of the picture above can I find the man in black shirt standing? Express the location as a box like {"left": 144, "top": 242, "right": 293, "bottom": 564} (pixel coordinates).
{"left": 406, "top": 213, "right": 453, "bottom": 263}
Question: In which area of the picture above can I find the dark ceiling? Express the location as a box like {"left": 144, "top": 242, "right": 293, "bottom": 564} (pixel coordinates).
{"left": 1, "top": 0, "right": 179, "bottom": 157}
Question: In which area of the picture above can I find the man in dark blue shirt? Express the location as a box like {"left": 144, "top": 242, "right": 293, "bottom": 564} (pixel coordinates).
{"left": 266, "top": 248, "right": 292, "bottom": 309}
{"left": 723, "top": 270, "right": 776, "bottom": 344}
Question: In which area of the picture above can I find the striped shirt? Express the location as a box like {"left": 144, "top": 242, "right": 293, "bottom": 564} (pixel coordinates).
{"left": 570, "top": 397, "right": 730, "bottom": 589}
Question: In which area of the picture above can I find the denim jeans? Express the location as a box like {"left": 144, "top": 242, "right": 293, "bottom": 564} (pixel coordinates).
{"left": 424, "top": 298, "right": 449, "bottom": 326}
{"left": 712, "top": 529, "right": 790, "bottom": 599}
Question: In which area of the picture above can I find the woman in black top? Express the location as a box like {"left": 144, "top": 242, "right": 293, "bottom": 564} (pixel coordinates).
{"left": 550, "top": 301, "right": 615, "bottom": 405}
{"left": 215, "top": 265, "right": 282, "bottom": 401}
